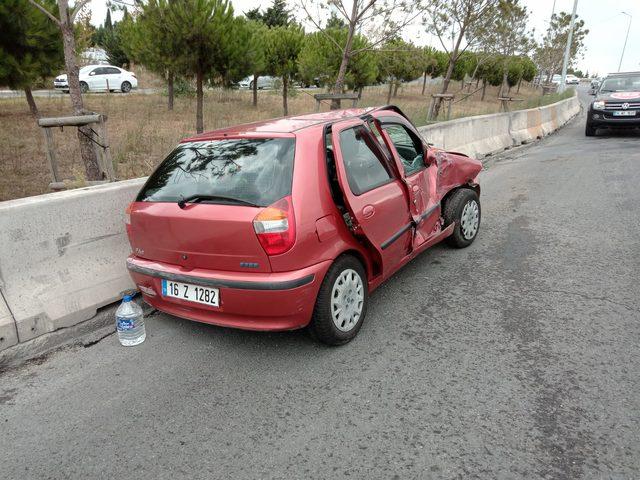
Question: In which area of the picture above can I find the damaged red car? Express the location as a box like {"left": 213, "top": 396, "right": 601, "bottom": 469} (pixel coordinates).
{"left": 125, "top": 106, "right": 482, "bottom": 345}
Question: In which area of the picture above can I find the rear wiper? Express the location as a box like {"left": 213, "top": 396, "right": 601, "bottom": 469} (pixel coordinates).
{"left": 177, "top": 194, "right": 259, "bottom": 209}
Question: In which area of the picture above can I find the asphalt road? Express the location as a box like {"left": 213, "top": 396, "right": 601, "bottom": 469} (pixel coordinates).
{"left": 1, "top": 88, "right": 639, "bottom": 479}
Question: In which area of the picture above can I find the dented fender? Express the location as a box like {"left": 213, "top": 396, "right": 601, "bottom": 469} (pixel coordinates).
{"left": 428, "top": 148, "right": 482, "bottom": 198}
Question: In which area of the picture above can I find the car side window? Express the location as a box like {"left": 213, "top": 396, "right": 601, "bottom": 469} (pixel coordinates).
{"left": 338, "top": 126, "right": 392, "bottom": 196}
{"left": 105, "top": 67, "right": 121, "bottom": 75}
{"left": 382, "top": 124, "right": 425, "bottom": 175}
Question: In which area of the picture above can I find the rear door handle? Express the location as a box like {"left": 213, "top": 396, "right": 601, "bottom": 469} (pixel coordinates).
{"left": 362, "top": 205, "right": 375, "bottom": 218}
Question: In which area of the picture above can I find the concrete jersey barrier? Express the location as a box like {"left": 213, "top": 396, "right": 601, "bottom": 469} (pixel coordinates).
{"left": 0, "top": 94, "right": 580, "bottom": 355}
{"left": 418, "top": 95, "right": 580, "bottom": 157}
{"left": 0, "top": 178, "right": 145, "bottom": 349}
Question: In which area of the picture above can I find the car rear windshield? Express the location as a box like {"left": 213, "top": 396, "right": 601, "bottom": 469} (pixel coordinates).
{"left": 137, "top": 138, "right": 295, "bottom": 207}
{"left": 600, "top": 75, "right": 640, "bottom": 92}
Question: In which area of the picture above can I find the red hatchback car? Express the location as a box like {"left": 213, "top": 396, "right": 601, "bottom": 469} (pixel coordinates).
{"left": 126, "top": 106, "right": 482, "bottom": 345}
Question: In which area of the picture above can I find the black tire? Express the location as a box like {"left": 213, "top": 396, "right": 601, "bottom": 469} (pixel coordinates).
{"left": 585, "top": 122, "right": 596, "bottom": 137}
{"left": 309, "top": 255, "right": 368, "bottom": 346}
{"left": 249, "top": 81, "right": 254, "bottom": 90}
{"left": 443, "top": 188, "right": 481, "bottom": 248}
{"left": 79, "top": 82, "right": 88, "bottom": 93}
{"left": 121, "top": 81, "right": 132, "bottom": 93}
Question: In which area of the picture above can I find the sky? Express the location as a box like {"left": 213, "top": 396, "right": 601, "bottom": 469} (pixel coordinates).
{"left": 88, "top": 0, "right": 640, "bottom": 77}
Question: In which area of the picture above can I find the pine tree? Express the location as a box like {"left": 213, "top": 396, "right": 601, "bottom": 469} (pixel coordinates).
{"left": 0, "top": 0, "right": 63, "bottom": 117}
{"left": 263, "top": 25, "right": 304, "bottom": 116}
{"left": 166, "top": 0, "right": 237, "bottom": 133}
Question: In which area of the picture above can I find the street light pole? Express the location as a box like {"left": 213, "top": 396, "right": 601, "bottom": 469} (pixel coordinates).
{"left": 559, "top": 0, "right": 579, "bottom": 93}
{"left": 618, "top": 12, "right": 632, "bottom": 72}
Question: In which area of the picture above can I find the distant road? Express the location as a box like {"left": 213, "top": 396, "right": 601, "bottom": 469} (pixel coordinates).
{"left": 0, "top": 88, "right": 158, "bottom": 99}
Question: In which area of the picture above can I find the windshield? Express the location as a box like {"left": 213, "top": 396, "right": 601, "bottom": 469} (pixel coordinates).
{"left": 137, "top": 138, "right": 295, "bottom": 207}
{"left": 599, "top": 75, "right": 640, "bottom": 92}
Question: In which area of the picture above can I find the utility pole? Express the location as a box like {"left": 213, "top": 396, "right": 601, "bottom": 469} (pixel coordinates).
{"left": 559, "top": 0, "right": 578, "bottom": 93}
{"left": 618, "top": 12, "right": 632, "bottom": 72}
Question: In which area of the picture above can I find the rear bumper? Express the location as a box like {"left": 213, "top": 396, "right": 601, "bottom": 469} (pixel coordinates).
{"left": 126, "top": 256, "right": 332, "bottom": 331}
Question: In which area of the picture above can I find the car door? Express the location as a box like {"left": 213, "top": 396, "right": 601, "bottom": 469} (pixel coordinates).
{"left": 369, "top": 115, "right": 441, "bottom": 246}
{"left": 87, "top": 67, "right": 106, "bottom": 90}
{"left": 331, "top": 119, "right": 413, "bottom": 277}
{"left": 103, "top": 67, "right": 122, "bottom": 91}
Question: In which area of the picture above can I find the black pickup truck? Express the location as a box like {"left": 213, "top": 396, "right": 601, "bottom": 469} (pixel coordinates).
{"left": 586, "top": 72, "right": 640, "bottom": 136}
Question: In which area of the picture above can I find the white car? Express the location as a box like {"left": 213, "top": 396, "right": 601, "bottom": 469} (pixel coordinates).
{"left": 237, "top": 75, "right": 277, "bottom": 90}
{"left": 54, "top": 65, "right": 138, "bottom": 93}
{"left": 565, "top": 74, "right": 580, "bottom": 85}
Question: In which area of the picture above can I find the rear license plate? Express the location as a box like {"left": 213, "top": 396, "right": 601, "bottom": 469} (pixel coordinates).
{"left": 162, "top": 279, "right": 219, "bottom": 307}
{"left": 612, "top": 111, "right": 636, "bottom": 116}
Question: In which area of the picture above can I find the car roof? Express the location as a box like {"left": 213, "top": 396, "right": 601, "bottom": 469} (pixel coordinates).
{"left": 606, "top": 71, "right": 640, "bottom": 77}
{"left": 182, "top": 107, "right": 379, "bottom": 141}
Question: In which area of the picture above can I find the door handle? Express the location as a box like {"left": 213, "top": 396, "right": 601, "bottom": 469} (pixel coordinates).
{"left": 362, "top": 205, "right": 375, "bottom": 218}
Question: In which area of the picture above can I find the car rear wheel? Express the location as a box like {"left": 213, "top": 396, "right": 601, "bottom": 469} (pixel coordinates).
{"left": 121, "top": 81, "right": 132, "bottom": 93}
{"left": 443, "top": 188, "right": 481, "bottom": 248}
{"left": 585, "top": 122, "right": 596, "bottom": 137}
{"left": 309, "top": 255, "right": 368, "bottom": 346}
{"left": 79, "top": 82, "right": 88, "bottom": 93}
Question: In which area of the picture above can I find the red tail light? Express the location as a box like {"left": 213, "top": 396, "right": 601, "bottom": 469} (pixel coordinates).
{"left": 253, "top": 196, "right": 296, "bottom": 256}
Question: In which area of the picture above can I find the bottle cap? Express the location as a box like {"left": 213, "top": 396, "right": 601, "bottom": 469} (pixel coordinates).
{"left": 123, "top": 294, "right": 133, "bottom": 302}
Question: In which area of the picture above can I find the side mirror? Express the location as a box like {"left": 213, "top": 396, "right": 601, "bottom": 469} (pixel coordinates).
{"left": 89, "top": 71, "right": 95, "bottom": 76}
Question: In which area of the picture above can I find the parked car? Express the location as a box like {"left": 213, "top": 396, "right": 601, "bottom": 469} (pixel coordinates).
{"left": 586, "top": 71, "right": 640, "bottom": 136}
{"left": 565, "top": 74, "right": 580, "bottom": 85}
{"left": 237, "top": 76, "right": 278, "bottom": 90}
{"left": 53, "top": 65, "right": 138, "bottom": 93}
{"left": 551, "top": 74, "right": 563, "bottom": 85}
{"left": 125, "top": 106, "right": 482, "bottom": 345}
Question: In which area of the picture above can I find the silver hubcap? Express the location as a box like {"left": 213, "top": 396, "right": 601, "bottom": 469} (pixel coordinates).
{"left": 331, "top": 269, "right": 364, "bottom": 332}
{"left": 460, "top": 200, "right": 479, "bottom": 240}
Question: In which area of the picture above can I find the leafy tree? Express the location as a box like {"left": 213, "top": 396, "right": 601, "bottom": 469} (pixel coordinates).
{"left": 424, "top": 0, "right": 499, "bottom": 114}
{"left": 29, "top": 0, "right": 102, "bottom": 180}
{"left": 298, "top": 28, "right": 378, "bottom": 93}
{"left": 378, "top": 39, "right": 423, "bottom": 103}
{"left": 263, "top": 24, "right": 304, "bottom": 116}
{"left": 121, "top": 0, "right": 182, "bottom": 110}
{"left": 241, "top": 20, "right": 267, "bottom": 107}
{"left": 300, "top": 0, "right": 424, "bottom": 108}
{"left": 102, "top": 16, "right": 130, "bottom": 68}
{"left": 165, "top": 0, "right": 237, "bottom": 133}
{"left": 0, "top": 0, "right": 63, "bottom": 117}
{"left": 419, "top": 46, "right": 439, "bottom": 95}
{"left": 245, "top": 0, "right": 291, "bottom": 28}
{"left": 474, "top": 0, "right": 533, "bottom": 97}
{"left": 535, "top": 11, "right": 588, "bottom": 83}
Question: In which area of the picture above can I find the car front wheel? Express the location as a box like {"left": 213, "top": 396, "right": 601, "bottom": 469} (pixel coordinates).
{"left": 443, "top": 188, "right": 481, "bottom": 248}
{"left": 121, "top": 81, "right": 132, "bottom": 93}
{"left": 310, "top": 255, "right": 368, "bottom": 346}
{"left": 585, "top": 121, "right": 596, "bottom": 137}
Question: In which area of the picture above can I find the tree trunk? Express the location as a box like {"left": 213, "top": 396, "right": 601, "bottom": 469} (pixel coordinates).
{"left": 393, "top": 81, "right": 400, "bottom": 97}
{"left": 476, "top": 77, "right": 480, "bottom": 88}
{"left": 24, "top": 86, "right": 39, "bottom": 118}
{"left": 57, "top": 0, "right": 101, "bottom": 180}
{"left": 252, "top": 73, "right": 258, "bottom": 107}
{"left": 331, "top": 0, "right": 359, "bottom": 110}
{"left": 196, "top": 68, "right": 204, "bottom": 133}
{"left": 167, "top": 71, "right": 174, "bottom": 111}
{"left": 499, "top": 71, "right": 508, "bottom": 98}
{"left": 282, "top": 76, "right": 288, "bottom": 116}
{"left": 517, "top": 78, "right": 522, "bottom": 93}
{"left": 481, "top": 79, "right": 487, "bottom": 101}
{"left": 433, "top": 59, "right": 455, "bottom": 117}
{"left": 421, "top": 71, "right": 427, "bottom": 95}
{"left": 386, "top": 81, "right": 393, "bottom": 104}
{"left": 357, "top": 86, "right": 363, "bottom": 100}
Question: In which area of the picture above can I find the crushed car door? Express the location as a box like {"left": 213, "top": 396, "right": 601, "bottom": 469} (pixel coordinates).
{"left": 330, "top": 119, "right": 413, "bottom": 276}
{"left": 370, "top": 115, "right": 441, "bottom": 246}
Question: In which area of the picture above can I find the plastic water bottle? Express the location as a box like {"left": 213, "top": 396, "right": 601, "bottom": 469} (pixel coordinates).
{"left": 116, "top": 294, "right": 146, "bottom": 346}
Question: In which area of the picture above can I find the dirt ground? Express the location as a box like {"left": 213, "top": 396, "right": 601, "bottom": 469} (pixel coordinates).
{"left": 0, "top": 75, "right": 555, "bottom": 202}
